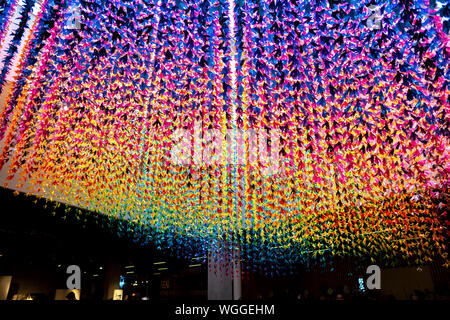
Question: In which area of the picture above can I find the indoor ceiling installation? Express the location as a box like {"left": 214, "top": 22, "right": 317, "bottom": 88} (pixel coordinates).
{"left": 0, "top": 0, "right": 449, "bottom": 275}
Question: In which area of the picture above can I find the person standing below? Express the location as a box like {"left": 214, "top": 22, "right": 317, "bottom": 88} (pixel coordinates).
{"left": 66, "top": 291, "right": 77, "bottom": 301}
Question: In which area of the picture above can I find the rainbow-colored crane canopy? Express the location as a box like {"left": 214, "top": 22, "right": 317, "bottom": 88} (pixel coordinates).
{"left": 0, "top": 0, "right": 449, "bottom": 273}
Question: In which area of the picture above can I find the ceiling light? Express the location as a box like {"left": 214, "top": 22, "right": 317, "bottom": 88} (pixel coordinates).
{"left": 191, "top": 256, "right": 206, "bottom": 261}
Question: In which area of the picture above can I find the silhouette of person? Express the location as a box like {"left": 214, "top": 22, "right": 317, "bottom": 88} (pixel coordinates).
{"left": 66, "top": 291, "right": 77, "bottom": 301}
